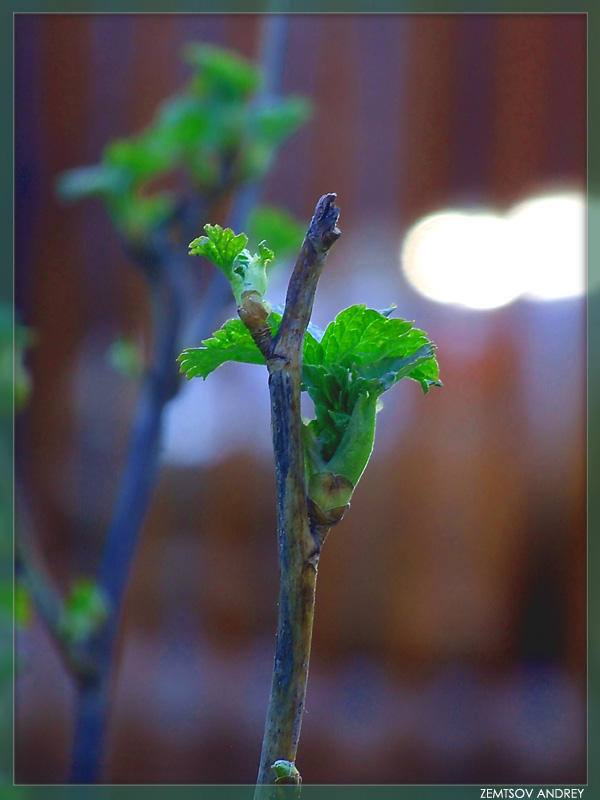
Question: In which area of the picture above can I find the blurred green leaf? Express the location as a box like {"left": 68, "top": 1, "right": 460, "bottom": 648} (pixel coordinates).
{"left": 107, "top": 336, "right": 144, "bottom": 380}
{"left": 103, "top": 134, "right": 174, "bottom": 184}
{"left": 0, "top": 309, "right": 33, "bottom": 417}
{"left": 155, "top": 96, "right": 211, "bottom": 148}
{"left": 252, "top": 97, "right": 311, "bottom": 147}
{"left": 55, "top": 43, "right": 311, "bottom": 245}
{"left": 0, "top": 586, "right": 10, "bottom": 625}
{"left": 236, "top": 141, "right": 273, "bottom": 182}
{"left": 58, "top": 578, "right": 108, "bottom": 645}
{"left": 184, "top": 43, "right": 260, "bottom": 101}
{"left": 56, "top": 164, "right": 126, "bottom": 201}
{"left": 14, "top": 583, "right": 33, "bottom": 629}
{"left": 115, "top": 192, "right": 176, "bottom": 240}
{"left": 247, "top": 206, "right": 306, "bottom": 259}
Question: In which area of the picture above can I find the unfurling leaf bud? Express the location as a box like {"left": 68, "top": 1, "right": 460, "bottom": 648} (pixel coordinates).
{"left": 272, "top": 759, "right": 301, "bottom": 784}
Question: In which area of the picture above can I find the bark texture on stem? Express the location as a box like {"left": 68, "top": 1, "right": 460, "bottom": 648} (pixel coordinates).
{"left": 245, "top": 194, "right": 340, "bottom": 795}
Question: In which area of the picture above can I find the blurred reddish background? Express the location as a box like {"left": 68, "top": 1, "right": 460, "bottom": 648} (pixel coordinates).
{"left": 15, "top": 13, "right": 586, "bottom": 784}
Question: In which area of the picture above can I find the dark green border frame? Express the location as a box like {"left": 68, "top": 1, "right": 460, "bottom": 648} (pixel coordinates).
{"left": 5, "top": 3, "right": 595, "bottom": 799}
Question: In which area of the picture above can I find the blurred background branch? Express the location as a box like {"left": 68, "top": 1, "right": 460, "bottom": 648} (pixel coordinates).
{"left": 16, "top": 16, "right": 309, "bottom": 784}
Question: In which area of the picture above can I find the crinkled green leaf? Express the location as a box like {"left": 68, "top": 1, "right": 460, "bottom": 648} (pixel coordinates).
{"left": 303, "top": 329, "right": 323, "bottom": 367}
{"left": 178, "top": 317, "right": 274, "bottom": 380}
{"left": 178, "top": 312, "right": 323, "bottom": 381}
{"left": 407, "top": 355, "right": 444, "bottom": 394}
{"left": 189, "top": 224, "right": 249, "bottom": 276}
{"left": 234, "top": 240, "right": 274, "bottom": 300}
{"left": 302, "top": 305, "right": 440, "bottom": 461}
{"left": 319, "top": 304, "right": 440, "bottom": 391}
{"left": 189, "top": 225, "right": 277, "bottom": 304}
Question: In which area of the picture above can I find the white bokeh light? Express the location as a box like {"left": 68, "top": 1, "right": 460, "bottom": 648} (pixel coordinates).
{"left": 401, "top": 192, "right": 586, "bottom": 309}
{"left": 402, "top": 211, "right": 523, "bottom": 310}
{"left": 508, "top": 192, "right": 586, "bottom": 300}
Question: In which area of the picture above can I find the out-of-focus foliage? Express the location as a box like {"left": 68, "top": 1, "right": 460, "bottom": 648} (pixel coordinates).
{"left": 107, "top": 336, "right": 144, "bottom": 381}
{"left": 56, "top": 44, "right": 310, "bottom": 245}
{"left": 0, "top": 307, "right": 32, "bottom": 418}
{"left": 0, "top": 305, "right": 16, "bottom": 783}
{"left": 12, "top": 582, "right": 33, "bottom": 629}
{"left": 57, "top": 578, "right": 108, "bottom": 646}
{"left": 247, "top": 205, "right": 306, "bottom": 259}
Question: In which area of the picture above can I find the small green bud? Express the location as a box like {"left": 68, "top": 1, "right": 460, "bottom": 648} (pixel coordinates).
{"left": 58, "top": 578, "right": 109, "bottom": 645}
{"left": 272, "top": 760, "right": 301, "bottom": 784}
{"left": 307, "top": 471, "right": 353, "bottom": 516}
{"left": 107, "top": 336, "right": 144, "bottom": 380}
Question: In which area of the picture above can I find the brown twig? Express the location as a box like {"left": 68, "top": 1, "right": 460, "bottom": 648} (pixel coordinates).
{"left": 239, "top": 194, "right": 340, "bottom": 795}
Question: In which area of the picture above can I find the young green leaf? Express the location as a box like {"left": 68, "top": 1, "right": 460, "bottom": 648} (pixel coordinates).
{"left": 318, "top": 304, "right": 441, "bottom": 392}
{"left": 178, "top": 312, "right": 324, "bottom": 381}
{"left": 178, "top": 317, "right": 269, "bottom": 380}
{"left": 301, "top": 305, "right": 440, "bottom": 464}
{"left": 189, "top": 224, "right": 249, "bottom": 274}
{"left": 189, "top": 225, "right": 274, "bottom": 305}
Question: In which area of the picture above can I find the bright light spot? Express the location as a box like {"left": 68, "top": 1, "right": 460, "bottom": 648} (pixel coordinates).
{"left": 508, "top": 193, "right": 586, "bottom": 300}
{"left": 401, "top": 192, "right": 586, "bottom": 309}
{"left": 402, "top": 211, "right": 523, "bottom": 310}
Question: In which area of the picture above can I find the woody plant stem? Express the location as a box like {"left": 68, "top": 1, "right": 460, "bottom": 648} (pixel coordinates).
{"left": 239, "top": 194, "right": 340, "bottom": 794}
